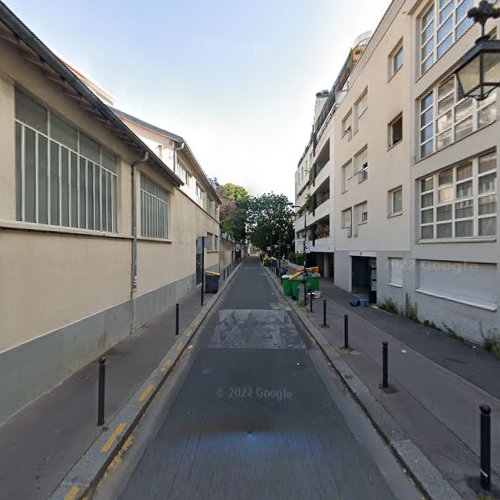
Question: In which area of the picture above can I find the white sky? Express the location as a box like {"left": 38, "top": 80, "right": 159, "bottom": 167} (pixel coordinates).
{"left": 6, "top": 0, "right": 391, "bottom": 200}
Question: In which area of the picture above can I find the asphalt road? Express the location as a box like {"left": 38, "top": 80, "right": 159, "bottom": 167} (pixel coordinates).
{"left": 115, "top": 258, "right": 419, "bottom": 500}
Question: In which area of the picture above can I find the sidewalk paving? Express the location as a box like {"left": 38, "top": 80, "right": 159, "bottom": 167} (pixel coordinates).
{"left": 282, "top": 268, "right": 500, "bottom": 499}
{"left": 0, "top": 281, "right": 212, "bottom": 500}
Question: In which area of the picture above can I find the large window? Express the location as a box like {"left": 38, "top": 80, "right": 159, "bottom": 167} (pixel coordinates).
{"left": 419, "top": 0, "right": 474, "bottom": 75}
{"left": 354, "top": 147, "right": 368, "bottom": 183}
{"left": 140, "top": 175, "right": 169, "bottom": 239}
{"left": 341, "top": 160, "right": 353, "bottom": 193}
{"left": 389, "top": 186, "right": 403, "bottom": 216}
{"left": 419, "top": 76, "right": 496, "bottom": 159}
{"left": 389, "top": 258, "right": 404, "bottom": 287}
{"left": 419, "top": 152, "right": 497, "bottom": 240}
{"left": 341, "top": 208, "right": 352, "bottom": 237}
{"left": 342, "top": 111, "right": 352, "bottom": 139}
{"left": 15, "top": 90, "right": 117, "bottom": 231}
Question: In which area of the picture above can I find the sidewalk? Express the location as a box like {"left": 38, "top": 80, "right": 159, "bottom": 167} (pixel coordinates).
{"left": 281, "top": 269, "right": 500, "bottom": 499}
{"left": 0, "top": 281, "right": 213, "bottom": 500}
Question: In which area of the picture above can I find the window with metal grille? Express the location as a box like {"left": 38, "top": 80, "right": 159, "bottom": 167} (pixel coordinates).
{"left": 15, "top": 90, "right": 117, "bottom": 232}
{"left": 419, "top": 0, "right": 474, "bottom": 75}
{"left": 419, "top": 76, "right": 496, "bottom": 159}
{"left": 419, "top": 151, "right": 497, "bottom": 240}
{"left": 140, "top": 174, "right": 169, "bottom": 239}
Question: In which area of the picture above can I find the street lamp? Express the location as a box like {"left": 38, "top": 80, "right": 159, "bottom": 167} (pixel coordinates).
{"left": 292, "top": 205, "right": 307, "bottom": 269}
{"left": 455, "top": 1, "right": 500, "bottom": 100}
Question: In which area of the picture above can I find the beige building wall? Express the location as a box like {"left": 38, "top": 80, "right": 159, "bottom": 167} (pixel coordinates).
{"left": 0, "top": 33, "right": 220, "bottom": 422}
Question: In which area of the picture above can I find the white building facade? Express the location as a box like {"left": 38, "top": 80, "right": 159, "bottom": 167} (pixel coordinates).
{"left": 295, "top": 0, "right": 500, "bottom": 343}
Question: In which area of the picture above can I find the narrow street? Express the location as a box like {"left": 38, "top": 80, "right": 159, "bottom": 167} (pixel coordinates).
{"left": 109, "top": 258, "right": 419, "bottom": 499}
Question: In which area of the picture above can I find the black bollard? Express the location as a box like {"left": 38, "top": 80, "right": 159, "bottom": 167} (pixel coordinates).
{"left": 382, "top": 342, "right": 388, "bottom": 388}
{"left": 309, "top": 292, "right": 313, "bottom": 312}
{"left": 344, "top": 314, "right": 349, "bottom": 349}
{"left": 480, "top": 404, "right": 491, "bottom": 490}
{"left": 97, "top": 357, "right": 106, "bottom": 426}
{"left": 323, "top": 299, "right": 327, "bottom": 327}
{"left": 175, "top": 303, "right": 179, "bottom": 335}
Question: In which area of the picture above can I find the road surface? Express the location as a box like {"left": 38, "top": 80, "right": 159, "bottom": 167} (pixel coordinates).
{"left": 107, "top": 258, "right": 419, "bottom": 499}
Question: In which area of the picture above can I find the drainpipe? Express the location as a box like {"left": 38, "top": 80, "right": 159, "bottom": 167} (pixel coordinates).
{"left": 173, "top": 141, "right": 185, "bottom": 177}
{"left": 130, "top": 151, "right": 149, "bottom": 334}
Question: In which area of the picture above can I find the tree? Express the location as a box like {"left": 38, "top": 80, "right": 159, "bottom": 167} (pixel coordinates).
{"left": 215, "top": 182, "right": 249, "bottom": 244}
{"left": 246, "top": 193, "right": 294, "bottom": 256}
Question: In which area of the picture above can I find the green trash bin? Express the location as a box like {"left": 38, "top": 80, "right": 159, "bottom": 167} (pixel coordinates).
{"left": 307, "top": 276, "right": 320, "bottom": 292}
{"left": 281, "top": 275, "right": 292, "bottom": 297}
{"left": 289, "top": 278, "right": 304, "bottom": 300}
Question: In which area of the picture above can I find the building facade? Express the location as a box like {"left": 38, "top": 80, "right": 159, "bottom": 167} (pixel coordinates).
{"left": 0, "top": 3, "right": 221, "bottom": 423}
{"left": 295, "top": 0, "right": 500, "bottom": 343}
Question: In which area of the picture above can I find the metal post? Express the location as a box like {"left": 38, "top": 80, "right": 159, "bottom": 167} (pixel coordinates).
{"left": 382, "top": 342, "right": 388, "bottom": 388}
{"left": 480, "top": 404, "right": 491, "bottom": 490}
{"left": 309, "top": 291, "right": 313, "bottom": 312}
{"left": 97, "top": 357, "right": 106, "bottom": 426}
{"left": 201, "top": 240, "right": 205, "bottom": 307}
{"left": 344, "top": 314, "right": 349, "bottom": 349}
{"left": 323, "top": 299, "right": 327, "bottom": 327}
{"left": 175, "top": 303, "right": 179, "bottom": 335}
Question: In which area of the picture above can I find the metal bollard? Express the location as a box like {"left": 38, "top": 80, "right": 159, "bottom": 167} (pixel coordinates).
{"left": 344, "top": 314, "right": 349, "bottom": 349}
{"left": 309, "top": 292, "right": 313, "bottom": 312}
{"left": 480, "top": 404, "right": 491, "bottom": 490}
{"left": 175, "top": 303, "right": 180, "bottom": 335}
{"left": 97, "top": 357, "right": 106, "bottom": 426}
{"left": 201, "top": 279, "right": 204, "bottom": 307}
{"left": 382, "top": 342, "right": 388, "bottom": 388}
{"left": 323, "top": 299, "right": 327, "bottom": 327}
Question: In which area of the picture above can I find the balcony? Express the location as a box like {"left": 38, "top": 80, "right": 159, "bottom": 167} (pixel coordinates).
{"left": 309, "top": 236, "right": 334, "bottom": 253}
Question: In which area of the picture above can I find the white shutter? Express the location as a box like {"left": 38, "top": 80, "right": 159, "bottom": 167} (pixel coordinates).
{"left": 417, "top": 260, "right": 497, "bottom": 309}
{"left": 389, "top": 258, "right": 403, "bottom": 287}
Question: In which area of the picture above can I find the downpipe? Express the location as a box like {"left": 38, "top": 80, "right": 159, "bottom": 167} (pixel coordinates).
{"left": 130, "top": 152, "right": 149, "bottom": 334}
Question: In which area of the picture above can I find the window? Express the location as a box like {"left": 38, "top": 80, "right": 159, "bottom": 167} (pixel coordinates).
{"left": 341, "top": 208, "right": 352, "bottom": 237}
{"left": 341, "top": 160, "right": 352, "bottom": 193}
{"left": 140, "top": 174, "right": 169, "bottom": 239}
{"left": 195, "top": 182, "right": 204, "bottom": 204}
{"left": 419, "top": 151, "right": 497, "bottom": 240}
{"left": 419, "top": 0, "right": 474, "bottom": 75}
{"left": 390, "top": 42, "right": 403, "bottom": 77}
{"left": 389, "top": 187, "right": 403, "bottom": 216}
{"left": 354, "top": 147, "right": 368, "bottom": 183}
{"left": 175, "top": 160, "right": 189, "bottom": 184}
{"left": 355, "top": 91, "right": 368, "bottom": 121}
{"left": 15, "top": 90, "right": 117, "bottom": 232}
{"left": 215, "top": 235, "right": 219, "bottom": 250}
{"left": 419, "top": 76, "right": 496, "bottom": 158}
{"left": 155, "top": 144, "right": 163, "bottom": 159}
{"left": 389, "top": 258, "right": 404, "bottom": 287}
{"left": 207, "top": 232, "right": 214, "bottom": 250}
{"left": 389, "top": 114, "right": 403, "bottom": 147}
{"left": 416, "top": 260, "right": 497, "bottom": 310}
{"left": 356, "top": 201, "right": 368, "bottom": 225}
{"left": 342, "top": 111, "right": 352, "bottom": 139}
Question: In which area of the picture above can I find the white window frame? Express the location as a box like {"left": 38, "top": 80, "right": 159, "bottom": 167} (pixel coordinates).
{"left": 354, "top": 147, "right": 368, "bottom": 183}
{"left": 341, "top": 208, "right": 352, "bottom": 238}
{"left": 355, "top": 90, "right": 368, "bottom": 122}
{"left": 389, "top": 41, "right": 403, "bottom": 78}
{"left": 388, "top": 186, "right": 403, "bottom": 216}
{"left": 140, "top": 174, "right": 170, "bottom": 239}
{"left": 419, "top": 76, "right": 496, "bottom": 159}
{"left": 389, "top": 258, "right": 404, "bottom": 287}
{"left": 419, "top": 0, "right": 474, "bottom": 76}
{"left": 342, "top": 111, "right": 352, "bottom": 139}
{"left": 418, "top": 151, "right": 497, "bottom": 240}
{"left": 388, "top": 113, "right": 403, "bottom": 148}
{"left": 341, "top": 160, "right": 352, "bottom": 193}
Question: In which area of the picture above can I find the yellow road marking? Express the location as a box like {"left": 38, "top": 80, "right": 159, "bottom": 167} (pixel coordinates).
{"left": 175, "top": 342, "right": 184, "bottom": 352}
{"left": 194, "top": 320, "right": 200, "bottom": 325}
{"left": 138, "top": 384, "right": 154, "bottom": 403}
{"left": 100, "top": 423, "right": 127, "bottom": 453}
{"left": 185, "top": 330, "right": 193, "bottom": 337}
{"left": 161, "top": 359, "right": 173, "bottom": 372}
{"left": 64, "top": 486, "right": 80, "bottom": 500}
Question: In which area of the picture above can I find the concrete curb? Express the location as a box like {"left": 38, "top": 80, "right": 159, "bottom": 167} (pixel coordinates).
{"left": 50, "top": 261, "right": 244, "bottom": 500}
{"left": 264, "top": 267, "right": 462, "bottom": 500}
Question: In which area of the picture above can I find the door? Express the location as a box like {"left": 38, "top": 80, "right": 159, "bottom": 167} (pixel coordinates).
{"left": 196, "top": 237, "right": 203, "bottom": 285}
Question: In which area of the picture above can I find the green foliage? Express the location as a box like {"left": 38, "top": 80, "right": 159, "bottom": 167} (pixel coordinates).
{"left": 382, "top": 297, "right": 398, "bottom": 314}
{"left": 216, "top": 182, "right": 249, "bottom": 244}
{"left": 288, "top": 252, "right": 305, "bottom": 266}
{"left": 480, "top": 326, "right": 500, "bottom": 359}
{"left": 404, "top": 293, "right": 418, "bottom": 322}
{"left": 247, "top": 192, "right": 295, "bottom": 254}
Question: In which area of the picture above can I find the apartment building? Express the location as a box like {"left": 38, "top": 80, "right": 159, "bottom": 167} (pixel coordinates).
{"left": 297, "top": 0, "right": 499, "bottom": 343}
{"left": 0, "top": 2, "right": 221, "bottom": 423}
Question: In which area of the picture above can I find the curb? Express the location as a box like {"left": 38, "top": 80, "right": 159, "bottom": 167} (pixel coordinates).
{"left": 264, "top": 266, "right": 462, "bottom": 500}
{"left": 50, "top": 261, "right": 244, "bottom": 500}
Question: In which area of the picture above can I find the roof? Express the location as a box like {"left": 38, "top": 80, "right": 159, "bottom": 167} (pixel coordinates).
{"left": 112, "top": 107, "right": 221, "bottom": 204}
{"left": 0, "top": 0, "right": 182, "bottom": 188}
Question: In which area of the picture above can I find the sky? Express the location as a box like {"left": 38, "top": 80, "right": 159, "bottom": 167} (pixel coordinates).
{"left": 5, "top": 0, "right": 390, "bottom": 201}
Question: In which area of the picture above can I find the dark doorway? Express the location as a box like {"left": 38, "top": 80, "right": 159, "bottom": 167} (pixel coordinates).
{"left": 351, "top": 256, "right": 377, "bottom": 302}
{"left": 196, "top": 237, "right": 203, "bottom": 285}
